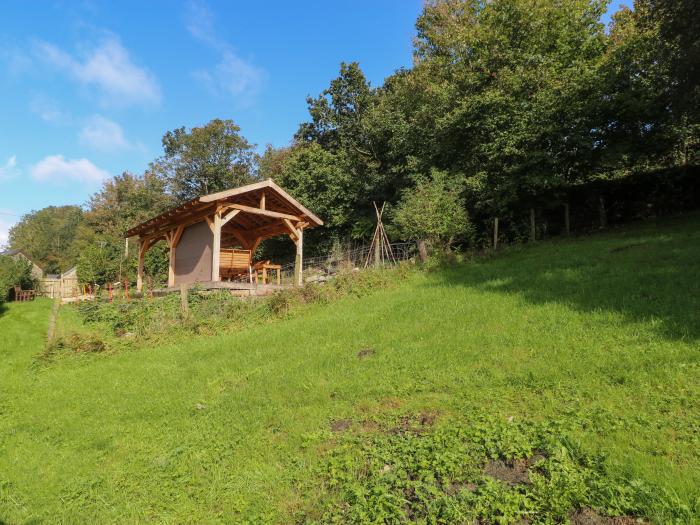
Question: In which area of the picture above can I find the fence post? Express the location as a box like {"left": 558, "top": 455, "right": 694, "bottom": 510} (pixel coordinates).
{"left": 180, "top": 283, "right": 189, "bottom": 318}
{"left": 598, "top": 196, "right": 607, "bottom": 229}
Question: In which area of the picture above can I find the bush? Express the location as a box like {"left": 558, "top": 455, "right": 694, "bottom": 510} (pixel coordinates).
{"left": 392, "top": 169, "right": 474, "bottom": 258}
{"left": 0, "top": 255, "right": 35, "bottom": 303}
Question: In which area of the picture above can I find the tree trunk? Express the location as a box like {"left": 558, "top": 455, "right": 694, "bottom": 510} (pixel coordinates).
{"left": 530, "top": 208, "right": 536, "bottom": 242}
{"left": 564, "top": 202, "right": 570, "bottom": 237}
{"left": 598, "top": 196, "right": 607, "bottom": 229}
{"left": 417, "top": 239, "right": 428, "bottom": 263}
{"left": 493, "top": 217, "right": 499, "bottom": 250}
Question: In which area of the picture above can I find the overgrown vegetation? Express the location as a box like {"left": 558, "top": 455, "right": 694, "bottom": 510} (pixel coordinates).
{"left": 303, "top": 414, "right": 693, "bottom": 524}
{"left": 44, "top": 265, "right": 415, "bottom": 357}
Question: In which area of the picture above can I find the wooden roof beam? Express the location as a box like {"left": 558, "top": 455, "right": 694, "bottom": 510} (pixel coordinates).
{"left": 222, "top": 203, "right": 301, "bottom": 222}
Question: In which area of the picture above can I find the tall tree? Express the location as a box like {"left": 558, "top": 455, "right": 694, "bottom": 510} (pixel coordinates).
{"left": 159, "top": 119, "right": 258, "bottom": 202}
{"left": 8, "top": 206, "right": 85, "bottom": 273}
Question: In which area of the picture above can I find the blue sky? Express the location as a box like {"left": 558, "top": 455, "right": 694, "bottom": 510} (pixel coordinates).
{"left": 0, "top": 0, "right": 627, "bottom": 247}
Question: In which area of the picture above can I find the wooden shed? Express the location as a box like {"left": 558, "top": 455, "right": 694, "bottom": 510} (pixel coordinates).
{"left": 125, "top": 179, "right": 323, "bottom": 291}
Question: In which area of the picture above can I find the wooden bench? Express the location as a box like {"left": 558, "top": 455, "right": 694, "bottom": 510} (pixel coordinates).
{"left": 219, "top": 249, "right": 253, "bottom": 283}
{"left": 13, "top": 285, "right": 36, "bottom": 302}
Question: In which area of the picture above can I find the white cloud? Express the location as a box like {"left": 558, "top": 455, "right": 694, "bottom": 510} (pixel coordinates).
{"left": 0, "top": 217, "right": 13, "bottom": 249}
{"left": 185, "top": 0, "right": 265, "bottom": 104}
{"left": 79, "top": 115, "right": 131, "bottom": 151}
{"left": 0, "top": 156, "right": 21, "bottom": 180}
{"left": 31, "top": 155, "right": 109, "bottom": 184}
{"left": 29, "top": 94, "right": 72, "bottom": 124}
{"left": 34, "top": 36, "right": 161, "bottom": 107}
{"left": 0, "top": 210, "right": 18, "bottom": 249}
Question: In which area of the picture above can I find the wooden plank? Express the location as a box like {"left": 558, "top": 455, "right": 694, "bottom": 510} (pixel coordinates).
{"left": 221, "top": 208, "right": 240, "bottom": 226}
{"left": 294, "top": 227, "right": 303, "bottom": 286}
{"left": 282, "top": 218, "right": 298, "bottom": 240}
{"left": 222, "top": 203, "right": 301, "bottom": 222}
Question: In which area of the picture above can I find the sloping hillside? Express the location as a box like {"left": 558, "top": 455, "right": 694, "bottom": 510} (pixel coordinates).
{"left": 1, "top": 214, "right": 699, "bottom": 523}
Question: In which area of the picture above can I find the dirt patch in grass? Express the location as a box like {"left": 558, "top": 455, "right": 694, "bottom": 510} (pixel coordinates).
{"left": 357, "top": 347, "right": 375, "bottom": 359}
{"left": 391, "top": 411, "right": 438, "bottom": 435}
{"left": 483, "top": 453, "right": 546, "bottom": 485}
{"left": 330, "top": 419, "right": 353, "bottom": 432}
{"left": 445, "top": 481, "right": 477, "bottom": 495}
{"left": 570, "top": 507, "right": 643, "bottom": 525}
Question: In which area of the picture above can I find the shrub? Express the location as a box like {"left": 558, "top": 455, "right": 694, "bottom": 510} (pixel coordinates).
{"left": 392, "top": 169, "right": 474, "bottom": 258}
{"left": 0, "top": 255, "right": 35, "bottom": 303}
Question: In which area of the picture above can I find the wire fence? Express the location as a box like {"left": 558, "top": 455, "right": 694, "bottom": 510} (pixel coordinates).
{"left": 278, "top": 241, "right": 417, "bottom": 284}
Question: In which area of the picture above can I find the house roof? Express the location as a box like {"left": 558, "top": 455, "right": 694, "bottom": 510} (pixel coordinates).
{"left": 0, "top": 248, "right": 22, "bottom": 257}
{"left": 125, "top": 178, "right": 323, "bottom": 240}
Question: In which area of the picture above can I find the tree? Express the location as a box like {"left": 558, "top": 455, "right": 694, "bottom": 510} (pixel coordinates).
{"left": 8, "top": 206, "right": 86, "bottom": 273}
{"left": 75, "top": 170, "right": 174, "bottom": 285}
{"left": 392, "top": 169, "right": 472, "bottom": 260}
{"left": 159, "top": 119, "right": 258, "bottom": 202}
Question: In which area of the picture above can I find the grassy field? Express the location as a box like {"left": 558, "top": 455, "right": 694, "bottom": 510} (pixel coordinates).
{"left": 1, "top": 213, "right": 699, "bottom": 523}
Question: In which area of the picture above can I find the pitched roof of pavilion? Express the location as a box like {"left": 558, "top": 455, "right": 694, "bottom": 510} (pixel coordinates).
{"left": 125, "top": 178, "right": 323, "bottom": 240}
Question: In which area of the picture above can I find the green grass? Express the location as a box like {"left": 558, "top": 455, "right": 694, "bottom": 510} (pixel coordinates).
{"left": 1, "top": 213, "right": 699, "bottom": 523}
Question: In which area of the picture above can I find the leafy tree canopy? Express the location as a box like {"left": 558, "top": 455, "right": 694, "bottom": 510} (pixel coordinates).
{"left": 8, "top": 206, "right": 86, "bottom": 274}
{"left": 159, "top": 119, "right": 259, "bottom": 203}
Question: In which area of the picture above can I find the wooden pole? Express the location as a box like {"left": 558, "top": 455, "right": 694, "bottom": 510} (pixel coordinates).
{"left": 294, "top": 227, "right": 303, "bottom": 286}
{"left": 598, "top": 196, "right": 607, "bottom": 229}
{"left": 137, "top": 238, "right": 146, "bottom": 292}
{"left": 180, "top": 283, "right": 189, "bottom": 318}
{"left": 374, "top": 226, "right": 381, "bottom": 266}
{"left": 212, "top": 211, "right": 222, "bottom": 281}
{"left": 493, "top": 217, "right": 499, "bottom": 250}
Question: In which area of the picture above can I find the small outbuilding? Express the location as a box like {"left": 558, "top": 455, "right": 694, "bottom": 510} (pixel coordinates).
{"left": 1, "top": 249, "right": 45, "bottom": 279}
{"left": 125, "top": 179, "right": 323, "bottom": 291}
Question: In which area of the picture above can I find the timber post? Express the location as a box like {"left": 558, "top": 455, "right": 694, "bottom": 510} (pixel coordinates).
{"left": 493, "top": 217, "right": 499, "bottom": 250}
{"left": 294, "top": 226, "right": 304, "bottom": 287}
{"left": 180, "top": 283, "right": 189, "bottom": 318}
{"left": 137, "top": 238, "right": 147, "bottom": 293}
{"left": 211, "top": 210, "right": 222, "bottom": 281}
{"left": 167, "top": 225, "right": 184, "bottom": 288}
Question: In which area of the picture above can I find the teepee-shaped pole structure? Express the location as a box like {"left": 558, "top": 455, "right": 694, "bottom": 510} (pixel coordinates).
{"left": 364, "top": 201, "right": 397, "bottom": 268}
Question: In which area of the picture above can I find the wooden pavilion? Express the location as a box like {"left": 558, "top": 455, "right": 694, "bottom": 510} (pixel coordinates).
{"left": 125, "top": 179, "right": 323, "bottom": 291}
